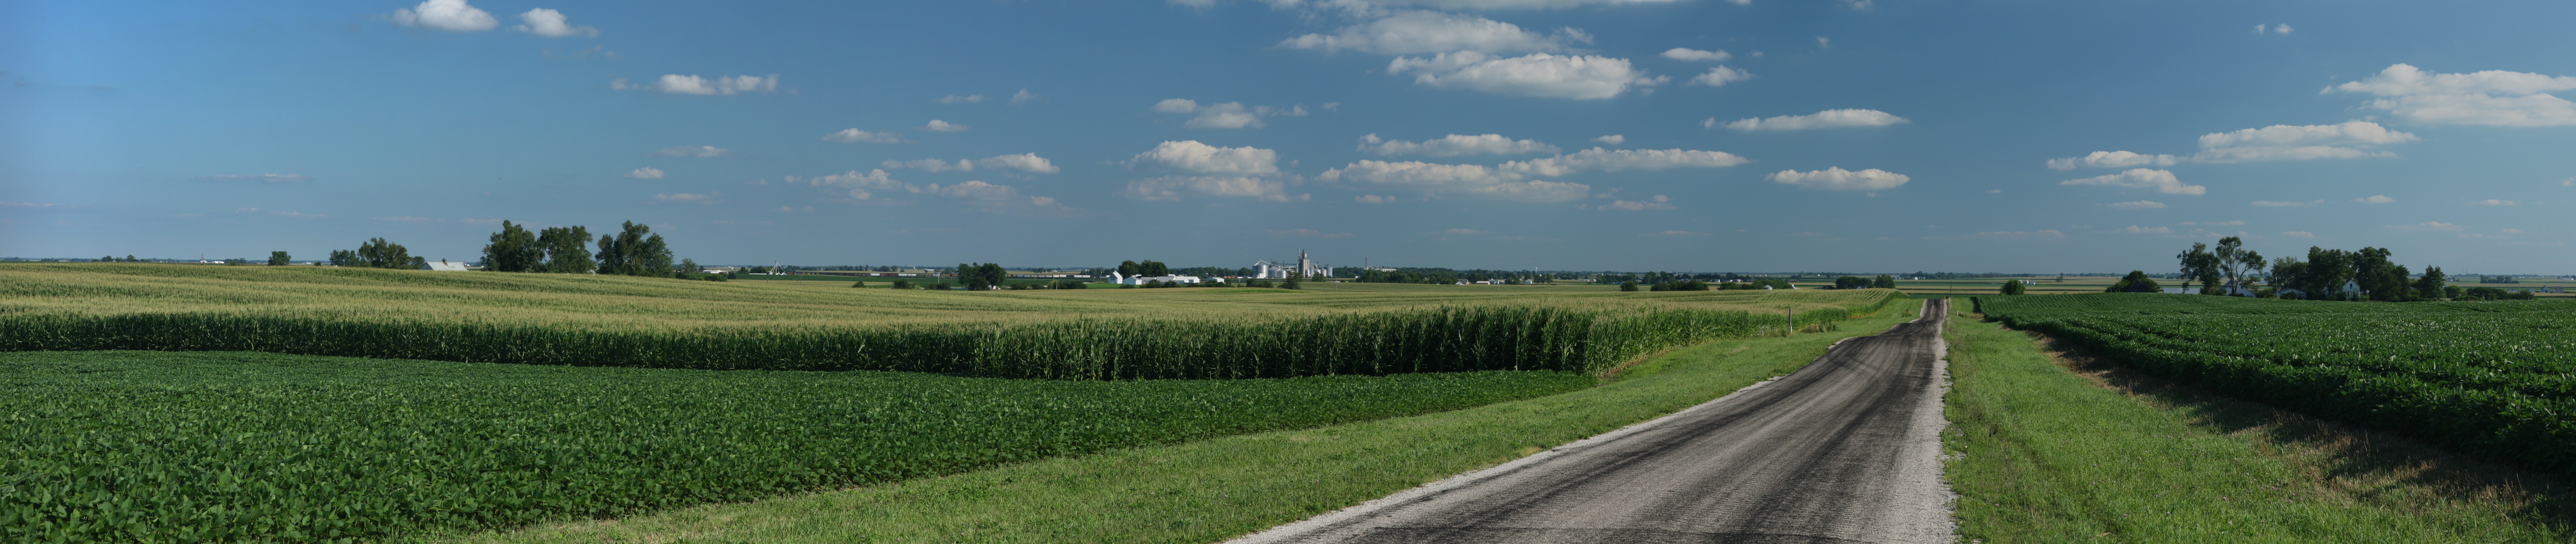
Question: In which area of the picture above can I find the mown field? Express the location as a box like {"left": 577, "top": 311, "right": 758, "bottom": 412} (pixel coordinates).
{"left": 0, "top": 262, "right": 1914, "bottom": 542}
{"left": 1975, "top": 293, "right": 2576, "bottom": 476}
{"left": 0, "top": 263, "right": 1906, "bottom": 379}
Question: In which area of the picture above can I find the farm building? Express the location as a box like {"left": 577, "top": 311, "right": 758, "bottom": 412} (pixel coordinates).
{"left": 1108, "top": 272, "right": 1201, "bottom": 285}
{"left": 422, "top": 260, "right": 468, "bottom": 272}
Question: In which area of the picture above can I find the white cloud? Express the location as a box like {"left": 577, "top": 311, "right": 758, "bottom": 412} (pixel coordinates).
{"left": 1966, "top": 230, "right": 2067, "bottom": 239}
{"left": 654, "top": 192, "right": 712, "bottom": 203}
{"left": 1356, "top": 195, "right": 1398, "bottom": 204}
{"left": 1151, "top": 99, "right": 1307, "bottom": 129}
{"left": 1767, "top": 167, "right": 1910, "bottom": 191}
{"left": 1125, "top": 176, "right": 1306, "bottom": 202}
{"left": 919, "top": 120, "right": 969, "bottom": 132}
{"left": 1591, "top": 134, "right": 1624, "bottom": 145}
{"left": 1130, "top": 141, "right": 1281, "bottom": 175}
{"left": 391, "top": 0, "right": 496, "bottom": 32}
{"left": 2253, "top": 23, "right": 2293, "bottom": 35}
{"left": 1687, "top": 66, "right": 1753, "bottom": 87}
{"left": 1497, "top": 147, "right": 1749, "bottom": 177}
{"left": 793, "top": 169, "right": 906, "bottom": 200}
{"left": 2113, "top": 225, "right": 2173, "bottom": 234}
{"left": 1600, "top": 195, "right": 1674, "bottom": 210}
{"left": 1722, "top": 109, "right": 1907, "bottom": 131}
{"left": 2251, "top": 200, "right": 2323, "bottom": 207}
{"left": 2353, "top": 195, "right": 2396, "bottom": 204}
{"left": 512, "top": 8, "right": 596, "bottom": 38}
{"left": 1661, "top": 48, "right": 1731, "bottom": 62}
{"left": 1278, "top": 11, "right": 1581, "bottom": 55}
{"left": 926, "top": 180, "right": 1019, "bottom": 201}
{"left": 1642, "top": 230, "right": 1713, "bottom": 238}
{"left": 976, "top": 153, "right": 1059, "bottom": 174}
{"left": 612, "top": 74, "right": 778, "bottom": 95}
{"left": 789, "top": 169, "right": 1064, "bottom": 211}
{"left": 1010, "top": 89, "right": 1043, "bottom": 105}
{"left": 195, "top": 174, "right": 311, "bottom": 183}
{"left": 938, "top": 94, "right": 986, "bottom": 104}
{"left": 2058, "top": 169, "right": 2204, "bottom": 195}
{"left": 2386, "top": 221, "right": 2464, "bottom": 233}
{"left": 651, "top": 146, "right": 733, "bottom": 158}
{"left": 1388, "top": 51, "right": 1661, "bottom": 100}
{"left": 820, "top": 129, "right": 908, "bottom": 144}
{"left": 2105, "top": 200, "right": 2165, "bottom": 210}
{"left": 2472, "top": 199, "right": 2518, "bottom": 206}
{"left": 2045, "top": 151, "right": 2179, "bottom": 171}
{"left": 2, "top": 201, "right": 68, "bottom": 208}
{"left": 1266, "top": 228, "right": 1354, "bottom": 239}
{"left": 2192, "top": 120, "right": 2415, "bottom": 162}
{"left": 2283, "top": 231, "right": 2317, "bottom": 238}
{"left": 2331, "top": 64, "right": 2576, "bottom": 126}
{"left": 1357, "top": 133, "right": 1559, "bottom": 156}
{"left": 624, "top": 167, "right": 665, "bottom": 180}
{"left": 883, "top": 159, "right": 974, "bottom": 173}
{"left": 1326, "top": 160, "right": 1510, "bottom": 186}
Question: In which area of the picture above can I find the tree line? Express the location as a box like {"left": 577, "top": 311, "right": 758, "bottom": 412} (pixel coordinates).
{"left": 2031, "top": 236, "right": 2532, "bottom": 301}
{"left": 479, "top": 221, "right": 692, "bottom": 278}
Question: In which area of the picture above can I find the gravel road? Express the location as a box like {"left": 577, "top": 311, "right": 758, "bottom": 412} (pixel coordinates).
{"left": 1232, "top": 298, "right": 1956, "bottom": 544}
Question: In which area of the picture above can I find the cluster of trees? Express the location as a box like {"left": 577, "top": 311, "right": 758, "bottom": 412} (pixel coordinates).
{"left": 326, "top": 238, "right": 423, "bottom": 269}
{"left": 478, "top": 221, "right": 680, "bottom": 278}
{"left": 1999, "top": 279, "right": 2028, "bottom": 295}
{"left": 1831, "top": 275, "right": 1898, "bottom": 290}
{"left": 956, "top": 263, "right": 1008, "bottom": 290}
{"left": 2138, "top": 237, "right": 2519, "bottom": 301}
{"left": 1115, "top": 260, "right": 1171, "bottom": 278}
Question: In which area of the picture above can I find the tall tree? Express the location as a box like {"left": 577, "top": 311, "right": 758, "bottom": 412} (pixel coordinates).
{"left": 480, "top": 220, "right": 544, "bottom": 272}
{"left": 536, "top": 226, "right": 594, "bottom": 273}
{"left": 1116, "top": 260, "right": 1141, "bottom": 278}
{"left": 2176, "top": 242, "right": 2221, "bottom": 294}
{"left": 957, "top": 262, "right": 1007, "bottom": 290}
{"left": 2210, "top": 236, "right": 2263, "bottom": 293}
{"left": 2350, "top": 247, "right": 2410, "bottom": 301}
{"left": 329, "top": 249, "right": 360, "bottom": 267}
{"left": 1872, "top": 275, "right": 1896, "bottom": 289}
{"left": 2000, "top": 279, "right": 2027, "bottom": 295}
{"left": 678, "top": 258, "right": 699, "bottom": 278}
{"left": 2413, "top": 266, "right": 2448, "bottom": 300}
{"left": 594, "top": 221, "right": 673, "bottom": 276}
{"left": 267, "top": 251, "right": 291, "bottom": 266}
{"left": 2106, "top": 270, "right": 2159, "bottom": 293}
{"left": 2301, "top": 247, "right": 2355, "bottom": 300}
{"left": 1140, "top": 260, "right": 1169, "bottom": 277}
{"left": 355, "top": 238, "right": 413, "bottom": 269}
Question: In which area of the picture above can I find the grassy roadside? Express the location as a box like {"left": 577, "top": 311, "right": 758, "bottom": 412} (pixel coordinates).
{"left": 431, "top": 303, "right": 1926, "bottom": 543}
{"left": 1942, "top": 304, "right": 2575, "bottom": 542}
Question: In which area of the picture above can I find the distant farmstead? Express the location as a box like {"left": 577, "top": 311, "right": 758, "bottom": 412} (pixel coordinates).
{"left": 422, "top": 260, "right": 468, "bottom": 272}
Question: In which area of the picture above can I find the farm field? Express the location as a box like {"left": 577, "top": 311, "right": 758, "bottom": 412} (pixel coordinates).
{"left": 1976, "top": 293, "right": 2576, "bottom": 475}
{"left": 0, "top": 350, "right": 1594, "bottom": 542}
{"left": 0, "top": 263, "right": 1906, "bottom": 379}
{"left": 1942, "top": 302, "right": 2573, "bottom": 542}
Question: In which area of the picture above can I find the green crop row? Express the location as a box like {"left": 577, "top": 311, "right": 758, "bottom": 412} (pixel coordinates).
{"left": 1976, "top": 293, "right": 2576, "bottom": 475}
{"left": 0, "top": 292, "right": 1907, "bottom": 379}
{"left": 0, "top": 351, "right": 1599, "bottom": 543}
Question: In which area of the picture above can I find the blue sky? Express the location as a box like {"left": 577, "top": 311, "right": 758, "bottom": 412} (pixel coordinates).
{"left": 5, "top": 0, "right": 2572, "bottom": 273}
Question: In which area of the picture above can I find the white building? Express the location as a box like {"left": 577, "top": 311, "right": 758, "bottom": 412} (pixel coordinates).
{"left": 422, "top": 259, "right": 469, "bottom": 272}
{"left": 1108, "top": 271, "right": 1202, "bottom": 285}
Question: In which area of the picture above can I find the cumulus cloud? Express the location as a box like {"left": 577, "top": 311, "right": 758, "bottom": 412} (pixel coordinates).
{"left": 1278, "top": 11, "right": 1584, "bottom": 55}
{"left": 2254, "top": 23, "right": 2293, "bottom": 35}
{"left": 2472, "top": 199, "right": 2518, "bottom": 206}
{"left": 1267, "top": 228, "right": 1355, "bottom": 239}
{"left": 883, "top": 159, "right": 974, "bottom": 173}
{"left": 938, "top": 94, "right": 985, "bottom": 104}
{"left": 2113, "top": 225, "right": 2174, "bottom": 234}
{"left": 1387, "top": 52, "right": 1662, "bottom": 100}
{"left": 880, "top": 154, "right": 1061, "bottom": 174}
{"left": 1591, "top": 134, "right": 1624, "bottom": 145}
{"left": 2386, "top": 221, "right": 2464, "bottom": 233}
{"left": 2331, "top": 64, "right": 2576, "bottom": 126}
{"left": 195, "top": 174, "right": 311, "bottom": 183}
{"left": 651, "top": 145, "right": 733, "bottom": 158}
{"left": 1687, "top": 66, "right": 1753, "bottom": 87}
{"left": 2105, "top": 200, "right": 2166, "bottom": 210}
{"left": 512, "top": 8, "right": 596, "bottom": 38}
{"left": 1326, "top": 160, "right": 1511, "bottom": 186}
{"left": 624, "top": 167, "right": 665, "bottom": 179}
{"left": 2046, "top": 151, "right": 2179, "bottom": 171}
{"left": 1722, "top": 109, "right": 1907, "bottom": 131}
{"left": 1356, "top": 195, "right": 1399, "bottom": 204}
{"left": 1599, "top": 195, "right": 1674, "bottom": 210}
{"left": 612, "top": 74, "right": 778, "bottom": 95}
{"left": 1966, "top": 230, "right": 2067, "bottom": 239}
{"left": 1010, "top": 89, "right": 1043, "bottom": 105}
{"left": 1150, "top": 99, "right": 1308, "bottom": 129}
{"left": 918, "top": 120, "right": 969, "bottom": 132}
{"left": 654, "top": 192, "right": 713, "bottom": 204}
{"left": 1358, "top": 133, "right": 1559, "bottom": 156}
{"left": 1130, "top": 141, "right": 1281, "bottom": 175}
{"left": 1767, "top": 167, "right": 1910, "bottom": 191}
{"left": 2251, "top": 200, "right": 2324, "bottom": 207}
{"left": 790, "top": 169, "right": 1066, "bottom": 212}
{"left": 2283, "top": 231, "right": 2317, "bottom": 238}
{"left": 2354, "top": 195, "right": 2396, "bottom": 204}
{"left": 820, "top": 129, "right": 908, "bottom": 144}
{"left": 1661, "top": 48, "right": 1731, "bottom": 62}
{"left": 1497, "top": 147, "right": 1749, "bottom": 177}
{"left": 2058, "top": 169, "right": 2204, "bottom": 195}
{"left": 1126, "top": 176, "right": 1306, "bottom": 202}
{"left": 391, "top": 0, "right": 496, "bottom": 31}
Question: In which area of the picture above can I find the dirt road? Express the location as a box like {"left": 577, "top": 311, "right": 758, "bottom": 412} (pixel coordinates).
{"left": 1233, "top": 299, "right": 1956, "bottom": 544}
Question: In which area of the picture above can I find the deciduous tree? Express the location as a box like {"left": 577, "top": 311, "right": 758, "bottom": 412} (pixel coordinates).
{"left": 267, "top": 251, "right": 291, "bottom": 266}
{"left": 480, "top": 220, "right": 544, "bottom": 272}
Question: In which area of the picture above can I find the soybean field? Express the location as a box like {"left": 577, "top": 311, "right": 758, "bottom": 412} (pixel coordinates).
{"left": 1976, "top": 293, "right": 2576, "bottom": 475}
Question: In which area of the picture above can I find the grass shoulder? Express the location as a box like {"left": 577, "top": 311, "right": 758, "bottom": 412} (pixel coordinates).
{"left": 436, "top": 302, "right": 1928, "bottom": 543}
{"left": 1942, "top": 307, "right": 2574, "bottom": 543}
